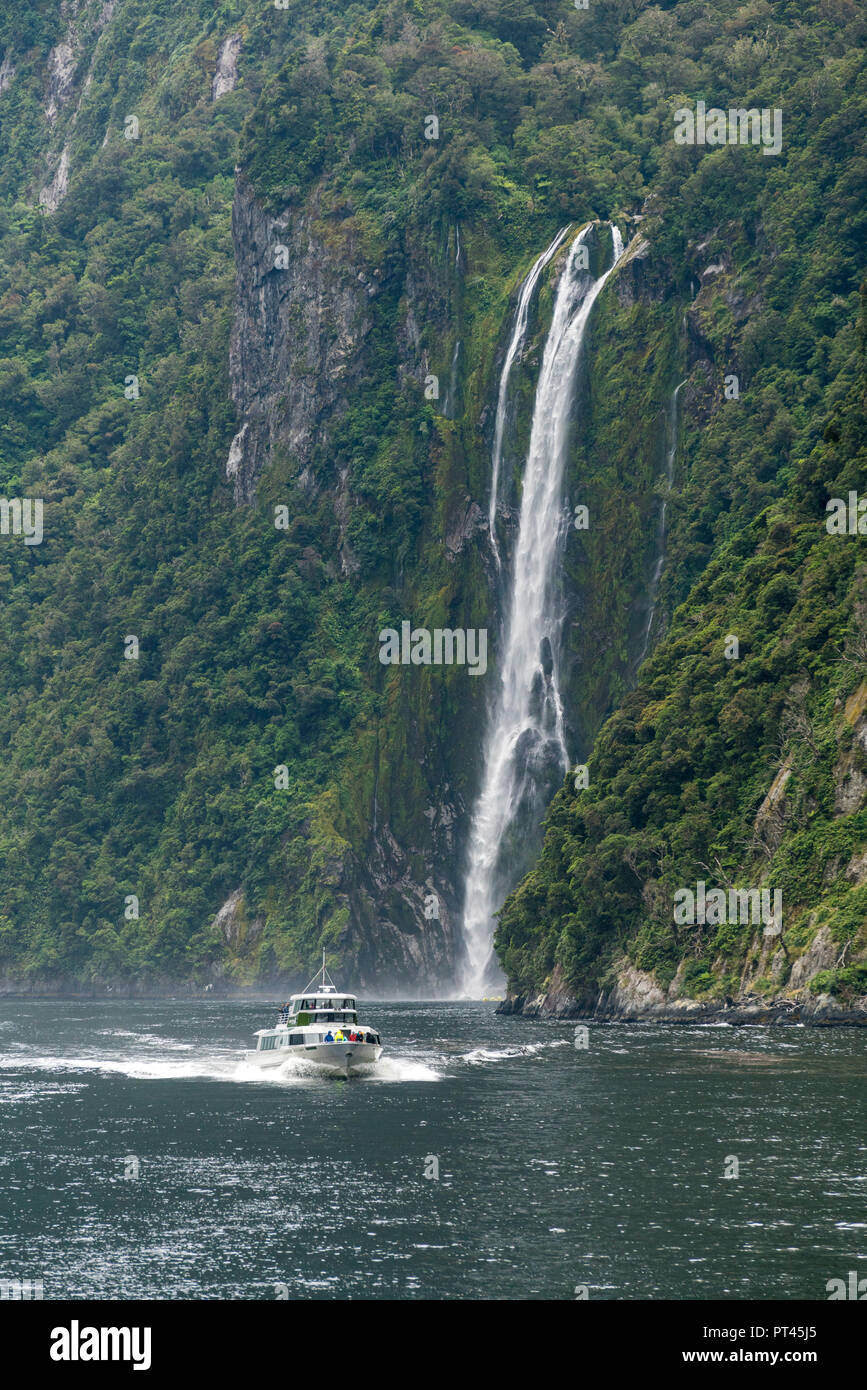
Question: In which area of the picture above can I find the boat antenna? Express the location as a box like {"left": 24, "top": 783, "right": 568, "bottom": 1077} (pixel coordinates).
{"left": 302, "top": 948, "right": 337, "bottom": 994}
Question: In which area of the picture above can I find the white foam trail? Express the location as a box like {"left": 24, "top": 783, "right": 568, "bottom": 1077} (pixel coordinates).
{"left": 458, "top": 1040, "right": 570, "bottom": 1065}
{"left": 361, "top": 1057, "right": 441, "bottom": 1082}
{"left": 0, "top": 1052, "right": 244, "bottom": 1082}
{"left": 0, "top": 1050, "right": 440, "bottom": 1085}
{"left": 488, "top": 226, "right": 572, "bottom": 567}
{"left": 460, "top": 224, "right": 626, "bottom": 995}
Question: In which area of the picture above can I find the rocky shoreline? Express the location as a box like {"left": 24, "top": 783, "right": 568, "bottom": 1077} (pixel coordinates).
{"left": 497, "top": 962, "right": 867, "bottom": 1027}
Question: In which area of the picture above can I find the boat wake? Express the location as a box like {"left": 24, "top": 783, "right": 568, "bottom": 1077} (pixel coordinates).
{"left": 236, "top": 1053, "right": 441, "bottom": 1084}
{"left": 457, "top": 1040, "right": 570, "bottom": 1066}
{"left": 0, "top": 1048, "right": 441, "bottom": 1086}
{"left": 0, "top": 1050, "right": 243, "bottom": 1083}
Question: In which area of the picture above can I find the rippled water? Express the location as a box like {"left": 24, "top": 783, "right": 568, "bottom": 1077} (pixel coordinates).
{"left": 0, "top": 1001, "right": 865, "bottom": 1299}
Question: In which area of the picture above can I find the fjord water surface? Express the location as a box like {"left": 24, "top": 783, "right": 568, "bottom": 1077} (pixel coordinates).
{"left": 1, "top": 1000, "right": 864, "bottom": 1300}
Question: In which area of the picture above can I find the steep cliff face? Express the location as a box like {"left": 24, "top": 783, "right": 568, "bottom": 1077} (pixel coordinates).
{"left": 0, "top": 0, "right": 864, "bottom": 1001}
{"left": 36, "top": 0, "right": 118, "bottom": 208}
{"left": 219, "top": 157, "right": 477, "bottom": 988}
{"left": 497, "top": 242, "right": 867, "bottom": 1021}
{"left": 215, "top": 176, "right": 680, "bottom": 990}
{"left": 492, "top": 0, "right": 867, "bottom": 1022}
{"left": 226, "top": 178, "right": 378, "bottom": 503}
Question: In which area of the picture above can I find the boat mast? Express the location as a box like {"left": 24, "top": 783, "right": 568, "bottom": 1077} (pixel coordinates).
{"left": 302, "top": 949, "right": 337, "bottom": 995}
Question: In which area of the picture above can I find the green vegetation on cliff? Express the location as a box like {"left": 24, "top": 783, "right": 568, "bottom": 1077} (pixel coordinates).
{"left": 0, "top": 0, "right": 864, "bottom": 994}
{"left": 498, "top": 323, "right": 867, "bottom": 1002}
{"left": 496, "top": 7, "right": 867, "bottom": 1010}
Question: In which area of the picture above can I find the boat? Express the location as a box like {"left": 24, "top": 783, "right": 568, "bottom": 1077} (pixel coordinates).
{"left": 244, "top": 952, "right": 383, "bottom": 1077}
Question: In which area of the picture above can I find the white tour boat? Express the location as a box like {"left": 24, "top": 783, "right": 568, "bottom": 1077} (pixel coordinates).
{"left": 245, "top": 954, "right": 383, "bottom": 1077}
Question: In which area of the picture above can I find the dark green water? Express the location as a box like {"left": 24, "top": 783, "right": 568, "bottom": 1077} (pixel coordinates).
{"left": 1, "top": 1001, "right": 865, "bottom": 1300}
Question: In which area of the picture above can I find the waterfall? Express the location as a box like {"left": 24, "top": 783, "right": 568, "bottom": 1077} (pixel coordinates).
{"left": 488, "top": 226, "right": 571, "bottom": 569}
{"left": 635, "top": 377, "right": 687, "bottom": 670}
{"left": 459, "top": 223, "right": 626, "bottom": 994}
{"left": 442, "top": 338, "right": 462, "bottom": 420}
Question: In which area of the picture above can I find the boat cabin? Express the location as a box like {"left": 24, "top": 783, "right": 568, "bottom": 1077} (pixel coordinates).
{"left": 285, "top": 984, "right": 358, "bottom": 1026}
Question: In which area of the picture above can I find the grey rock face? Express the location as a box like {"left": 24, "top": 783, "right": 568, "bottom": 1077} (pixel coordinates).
{"left": 212, "top": 34, "right": 241, "bottom": 101}
{"left": 39, "top": 145, "right": 71, "bottom": 212}
{"left": 44, "top": 35, "right": 78, "bottom": 126}
{"left": 226, "top": 177, "right": 376, "bottom": 503}
{"left": 223, "top": 178, "right": 473, "bottom": 988}
{"left": 835, "top": 711, "right": 867, "bottom": 815}
{"left": 37, "top": 0, "right": 118, "bottom": 211}
{"left": 340, "top": 823, "right": 462, "bottom": 992}
{"left": 0, "top": 54, "right": 16, "bottom": 94}
{"left": 499, "top": 952, "right": 867, "bottom": 1026}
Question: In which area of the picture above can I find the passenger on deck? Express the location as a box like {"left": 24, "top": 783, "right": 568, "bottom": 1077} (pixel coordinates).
{"left": 324, "top": 1030, "right": 334, "bottom": 1043}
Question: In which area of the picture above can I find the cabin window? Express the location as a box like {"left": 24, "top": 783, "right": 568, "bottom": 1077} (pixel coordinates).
{"left": 289, "top": 1034, "right": 302, "bottom": 1046}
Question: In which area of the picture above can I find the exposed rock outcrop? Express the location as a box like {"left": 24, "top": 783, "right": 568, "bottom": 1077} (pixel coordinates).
{"left": 226, "top": 177, "right": 377, "bottom": 502}
{"left": 500, "top": 944, "right": 867, "bottom": 1026}
{"left": 340, "top": 824, "right": 461, "bottom": 991}
{"left": 835, "top": 682, "right": 867, "bottom": 815}
{"left": 212, "top": 34, "right": 241, "bottom": 101}
{"left": 39, "top": 145, "right": 71, "bottom": 212}
{"left": 44, "top": 32, "right": 79, "bottom": 126}
{"left": 0, "top": 54, "right": 15, "bottom": 94}
{"left": 754, "top": 756, "right": 793, "bottom": 853}
{"left": 37, "top": 0, "right": 118, "bottom": 211}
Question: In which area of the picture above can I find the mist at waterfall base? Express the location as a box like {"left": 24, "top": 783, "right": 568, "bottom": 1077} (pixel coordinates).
{"left": 458, "top": 224, "right": 626, "bottom": 998}
{"left": 3, "top": 999, "right": 865, "bottom": 1300}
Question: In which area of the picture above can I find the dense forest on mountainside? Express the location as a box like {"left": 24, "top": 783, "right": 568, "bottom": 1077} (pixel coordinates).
{"left": 0, "top": 0, "right": 864, "bottom": 1004}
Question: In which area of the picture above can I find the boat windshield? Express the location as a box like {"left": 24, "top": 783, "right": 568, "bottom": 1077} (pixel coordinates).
{"left": 291, "top": 996, "right": 356, "bottom": 1010}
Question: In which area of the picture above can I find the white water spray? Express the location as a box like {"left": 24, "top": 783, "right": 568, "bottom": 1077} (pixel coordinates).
{"left": 459, "top": 223, "right": 626, "bottom": 994}
{"left": 488, "top": 225, "right": 571, "bottom": 568}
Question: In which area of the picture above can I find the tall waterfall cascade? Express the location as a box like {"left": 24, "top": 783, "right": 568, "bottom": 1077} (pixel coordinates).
{"left": 459, "top": 223, "right": 626, "bottom": 995}
{"left": 488, "top": 225, "right": 570, "bottom": 568}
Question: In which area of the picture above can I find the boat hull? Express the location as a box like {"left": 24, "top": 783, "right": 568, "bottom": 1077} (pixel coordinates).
{"left": 244, "top": 1041, "right": 383, "bottom": 1075}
